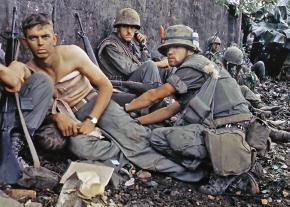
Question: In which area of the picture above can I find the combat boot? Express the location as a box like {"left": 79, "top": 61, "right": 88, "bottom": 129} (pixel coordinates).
{"left": 227, "top": 162, "right": 263, "bottom": 195}
{"left": 199, "top": 175, "right": 237, "bottom": 195}
{"left": 269, "top": 129, "right": 290, "bottom": 143}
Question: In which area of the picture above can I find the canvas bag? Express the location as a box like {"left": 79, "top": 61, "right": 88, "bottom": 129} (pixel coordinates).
{"left": 203, "top": 128, "right": 255, "bottom": 176}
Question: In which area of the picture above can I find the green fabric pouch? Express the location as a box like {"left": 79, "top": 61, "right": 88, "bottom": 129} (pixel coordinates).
{"left": 204, "top": 128, "right": 255, "bottom": 176}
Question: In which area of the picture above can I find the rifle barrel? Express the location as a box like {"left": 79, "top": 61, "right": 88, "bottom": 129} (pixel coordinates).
{"left": 74, "top": 13, "right": 85, "bottom": 33}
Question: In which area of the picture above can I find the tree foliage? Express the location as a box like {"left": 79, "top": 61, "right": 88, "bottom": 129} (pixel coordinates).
{"left": 216, "top": 0, "right": 278, "bottom": 13}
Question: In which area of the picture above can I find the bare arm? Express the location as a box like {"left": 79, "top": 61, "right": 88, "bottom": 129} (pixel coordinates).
{"left": 73, "top": 45, "right": 113, "bottom": 120}
{"left": 0, "top": 61, "right": 31, "bottom": 92}
{"left": 69, "top": 46, "right": 113, "bottom": 134}
{"left": 137, "top": 101, "right": 181, "bottom": 125}
{"left": 125, "top": 83, "right": 176, "bottom": 111}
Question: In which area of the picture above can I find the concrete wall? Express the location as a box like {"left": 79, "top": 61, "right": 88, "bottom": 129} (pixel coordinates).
{"left": 0, "top": 0, "right": 240, "bottom": 60}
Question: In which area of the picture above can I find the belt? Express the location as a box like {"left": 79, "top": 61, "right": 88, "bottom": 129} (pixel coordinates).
{"left": 72, "top": 91, "right": 97, "bottom": 113}
{"left": 222, "top": 120, "right": 250, "bottom": 131}
{"left": 214, "top": 113, "right": 252, "bottom": 128}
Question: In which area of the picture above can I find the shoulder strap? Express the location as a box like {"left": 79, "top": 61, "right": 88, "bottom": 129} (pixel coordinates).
{"left": 98, "top": 34, "right": 140, "bottom": 64}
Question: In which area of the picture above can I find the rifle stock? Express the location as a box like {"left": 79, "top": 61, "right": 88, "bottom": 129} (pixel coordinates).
{"left": 74, "top": 13, "right": 99, "bottom": 66}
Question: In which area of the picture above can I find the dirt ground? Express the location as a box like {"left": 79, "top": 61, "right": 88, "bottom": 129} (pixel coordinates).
{"left": 2, "top": 78, "right": 289, "bottom": 207}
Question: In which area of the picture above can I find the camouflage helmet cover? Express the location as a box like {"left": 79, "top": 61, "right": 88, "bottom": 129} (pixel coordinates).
{"left": 208, "top": 35, "right": 221, "bottom": 45}
{"left": 223, "top": 46, "right": 244, "bottom": 65}
{"left": 158, "top": 24, "right": 201, "bottom": 56}
{"left": 114, "top": 8, "right": 141, "bottom": 29}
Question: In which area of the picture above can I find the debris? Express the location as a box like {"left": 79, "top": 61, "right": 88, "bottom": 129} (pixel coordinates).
{"left": 136, "top": 170, "right": 151, "bottom": 182}
{"left": 77, "top": 171, "right": 102, "bottom": 199}
{"left": 24, "top": 200, "right": 42, "bottom": 207}
{"left": 0, "top": 191, "right": 23, "bottom": 207}
{"left": 124, "top": 178, "right": 135, "bottom": 187}
{"left": 5, "top": 189, "right": 36, "bottom": 200}
{"left": 282, "top": 190, "right": 289, "bottom": 198}
{"left": 261, "top": 198, "right": 268, "bottom": 205}
{"left": 207, "top": 195, "right": 215, "bottom": 200}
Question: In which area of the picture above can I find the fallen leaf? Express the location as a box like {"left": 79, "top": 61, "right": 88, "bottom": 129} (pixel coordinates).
{"left": 208, "top": 195, "right": 215, "bottom": 200}
{"left": 282, "top": 190, "right": 289, "bottom": 197}
{"left": 235, "top": 191, "right": 241, "bottom": 195}
{"left": 261, "top": 198, "right": 268, "bottom": 205}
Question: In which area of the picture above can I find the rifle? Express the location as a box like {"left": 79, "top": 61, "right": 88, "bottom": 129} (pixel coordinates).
{"left": 0, "top": 6, "right": 22, "bottom": 184}
{"left": 111, "top": 80, "right": 156, "bottom": 94}
{"left": 4, "top": 7, "right": 18, "bottom": 65}
{"left": 74, "top": 12, "right": 99, "bottom": 66}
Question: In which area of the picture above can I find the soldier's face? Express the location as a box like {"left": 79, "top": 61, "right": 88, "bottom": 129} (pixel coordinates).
{"left": 24, "top": 24, "right": 57, "bottom": 59}
{"left": 211, "top": 43, "right": 220, "bottom": 53}
{"left": 166, "top": 47, "right": 190, "bottom": 67}
{"left": 118, "top": 25, "right": 137, "bottom": 42}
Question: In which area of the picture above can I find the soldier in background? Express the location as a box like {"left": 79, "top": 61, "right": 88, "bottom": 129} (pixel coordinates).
{"left": 223, "top": 46, "right": 261, "bottom": 91}
{"left": 97, "top": 8, "right": 170, "bottom": 90}
{"left": 222, "top": 46, "right": 290, "bottom": 143}
{"left": 203, "top": 35, "right": 223, "bottom": 63}
{"left": 244, "top": 37, "right": 266, "bottom": 82}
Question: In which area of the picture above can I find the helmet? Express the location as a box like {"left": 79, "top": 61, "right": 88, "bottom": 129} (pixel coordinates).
{"left": 158, "top": 24, "right": 201, "bottom": 56}
{"left": 223, "top": 46, "right": 243, "bottom": 65}
{"left": 114, "top": 8, "right": 141, "bottom": 29}
{"left": 208, "top": 35, "right": 221, "bottom": 45}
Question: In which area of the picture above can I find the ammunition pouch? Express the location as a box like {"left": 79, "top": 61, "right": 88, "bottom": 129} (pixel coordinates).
{"left": 246, "top": 117, "right": 271, "bottom": 155}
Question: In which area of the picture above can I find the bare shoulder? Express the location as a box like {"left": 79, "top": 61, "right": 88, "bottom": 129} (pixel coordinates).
{"left": 57, "top": 45, "right": 86, "bottom": 58}
{"left": 25, "top": 59, "right": 41, "bottom": 72}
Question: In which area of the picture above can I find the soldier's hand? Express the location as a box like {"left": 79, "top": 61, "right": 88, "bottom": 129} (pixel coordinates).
{"left": 0, "top": 61, "right": 27, "bottom": 91}
{"left": 155, "top": 58, "right": 169, "bottom": 68}
{"left": 4, "top": 78, "right": 24, "bottom": 92}
{"left": 52, "top": 113, "right": 79, "bottom": 137}
{"left": 135, "top": 31, "right": 147, "bottom": 44}
{"left": 77, "top": 119, "right": 95, "bottom": 135}
{"left": 8, "top": 61, "right": 26, "bottom": 79}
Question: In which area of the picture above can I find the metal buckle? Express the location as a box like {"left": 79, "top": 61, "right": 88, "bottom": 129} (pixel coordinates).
{"left": 72, "top": 99, "right": 87, "bottom": 113}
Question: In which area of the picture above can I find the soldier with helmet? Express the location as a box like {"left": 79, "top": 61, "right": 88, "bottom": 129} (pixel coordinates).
{"left": 124, "top": 25, "right": 259, "bottom": 192}
{"left": 203, "top": 35, "right": 223, "bottom": 62}
{"left": 97, "top": 8, "right": 169, "bottom": 96}
{"left": 125, "top": 25, "right": 250, "bottom": 127}
{"left": 222, "top": 46, "right": 265, "bottom": 107}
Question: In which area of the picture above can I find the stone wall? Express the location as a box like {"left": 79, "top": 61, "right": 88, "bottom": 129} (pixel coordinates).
{"left": 0, "top": 0, "right": 240, "bottom": 60}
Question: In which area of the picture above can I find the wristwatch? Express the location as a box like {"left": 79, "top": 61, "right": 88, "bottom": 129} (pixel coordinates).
{"left": 87, "top": 115, "right": 98, "bottom": 125}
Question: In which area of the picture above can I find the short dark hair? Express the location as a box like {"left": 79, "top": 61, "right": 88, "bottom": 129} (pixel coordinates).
{"left": 22, "top": 13, "right": 52, "bottom": 36}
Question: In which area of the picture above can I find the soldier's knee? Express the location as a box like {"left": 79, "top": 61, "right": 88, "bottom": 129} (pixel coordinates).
{"left": 68, "top": 135, "right": 91, "bottom": 158}
{"left": 150, "top": 129, "right": 167, "bottom": 146}
{"left": 143, "top": 60, "right": 158, "bottom": 72}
